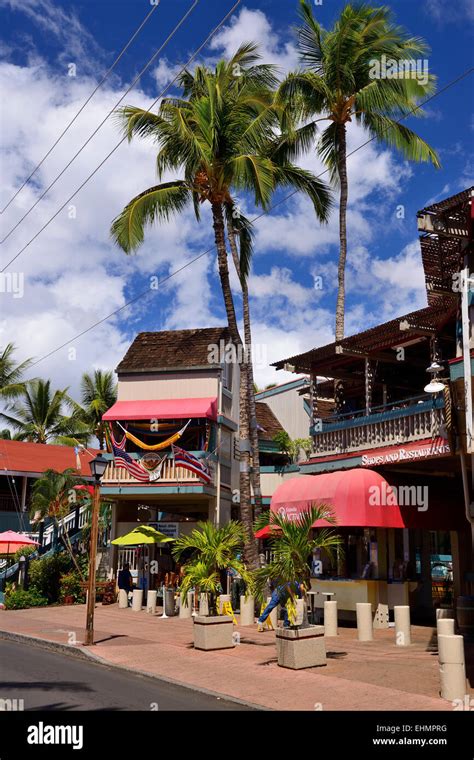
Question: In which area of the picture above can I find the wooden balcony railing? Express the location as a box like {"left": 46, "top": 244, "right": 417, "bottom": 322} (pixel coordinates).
{"left": 102, "top": 454, "right": 214, "bottom": 486}
{"left": 311, "top": 396, "right": 446, "bottom": 457}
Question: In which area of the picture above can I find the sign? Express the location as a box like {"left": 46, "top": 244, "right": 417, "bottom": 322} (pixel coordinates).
{"left": 361, "top": 438, "right": 451, "bottom": 468}
{"left": 155, "top": 522, "right": 179, "bottom": 538}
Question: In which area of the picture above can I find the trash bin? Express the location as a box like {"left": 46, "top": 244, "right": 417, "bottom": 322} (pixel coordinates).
{"left": 164, "top": 588, "right": 176, "bottom": 616}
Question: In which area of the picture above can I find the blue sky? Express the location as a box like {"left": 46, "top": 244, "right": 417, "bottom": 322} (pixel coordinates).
{"left": 0, "top": 0, "right": 473, "bottom": 395}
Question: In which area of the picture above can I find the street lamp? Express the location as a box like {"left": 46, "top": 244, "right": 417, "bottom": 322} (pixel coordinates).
{"left": 84, "top": 454, "right": 108, "bottom": 646}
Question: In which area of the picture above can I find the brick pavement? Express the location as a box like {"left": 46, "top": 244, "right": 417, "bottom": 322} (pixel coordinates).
{"left": 1, "top": 604, "right": 472, "bottom": 711}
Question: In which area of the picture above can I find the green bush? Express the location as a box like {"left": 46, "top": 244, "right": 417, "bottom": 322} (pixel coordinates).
{"left": 28, "top": 553, "right": 73, "bottom": 603}
{"left": 13, "top": 545, "right": 37, "bottom": 563}
{"left": 59, "top": 571, "right": 85, "bottom": 603}
{"left": 4, "top": 586, "right": 48, "bottom": 610}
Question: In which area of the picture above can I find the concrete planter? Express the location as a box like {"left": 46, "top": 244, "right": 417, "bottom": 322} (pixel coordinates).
{"left": 193, "top": 615, "right": 235, "bottom": 651}
{"left": 276, "top": 625, "right": 326, "bottom": 669}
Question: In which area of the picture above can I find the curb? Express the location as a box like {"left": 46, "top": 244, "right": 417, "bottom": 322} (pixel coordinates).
{"left": 0, "top": 628, "right": 266, "bottom": 711}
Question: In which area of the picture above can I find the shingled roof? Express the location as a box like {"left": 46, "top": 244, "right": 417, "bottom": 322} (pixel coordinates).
{"left": 272, "top": 302, "right": 456, "bottom": 374}
{"left": 116, "top": 327, "right": 232, "bottom": 373}
{"left": 255, "top": 402, "right": 285, "bottom": 440}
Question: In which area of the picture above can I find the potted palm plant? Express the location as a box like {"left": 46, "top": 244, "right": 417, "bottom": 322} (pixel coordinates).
{"left": 173, "top": 521, "right": 251, "bottom": 651}
{"left": 255, "top": 504, "right": 341, "bottom": 669}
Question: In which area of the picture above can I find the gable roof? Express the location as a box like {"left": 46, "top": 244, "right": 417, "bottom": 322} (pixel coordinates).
{"left": 116, "top": 327, "right": 232, "bottom": 373}
{"left": 255, "top": 402, "right": 285, "bottom": 441}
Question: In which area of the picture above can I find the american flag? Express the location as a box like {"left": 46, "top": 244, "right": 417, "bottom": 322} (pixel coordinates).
{"left": 111, "top": 442, "right": 150, "bottom": 483}
{"left": 172, "top": 444, "right": 212, "bottom": 484}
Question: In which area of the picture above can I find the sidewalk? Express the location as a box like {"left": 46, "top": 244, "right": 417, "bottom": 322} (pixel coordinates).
{"left": 1, "top": 604, "right": 471, "bottom": 711}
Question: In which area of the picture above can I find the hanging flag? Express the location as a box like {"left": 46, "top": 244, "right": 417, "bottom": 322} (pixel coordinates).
{"left": 109, "top": 423, "right": 126, "bottom": 451}
{"left": 172, "top": 444, "right": 212, "bottom": 484}
{"left": 111, "top": 442, "right": 150, "bottom": 482}
{"left": 74, "top": 446, "right": 82, "bottom": 472}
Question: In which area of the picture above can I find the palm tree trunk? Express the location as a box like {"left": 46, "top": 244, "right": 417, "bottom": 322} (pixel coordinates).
{"left": 225, "top": 218, "right": 263, "bottom": 522}
{"left": 211, "top": 203, "right": 259, "bottom": 570}
{"left": 335, "top": 123, "right": 348, "bottom": 344}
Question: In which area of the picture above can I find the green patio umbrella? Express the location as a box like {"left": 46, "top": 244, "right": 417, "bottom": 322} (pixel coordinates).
{"left": 111, "top": 525, "right": 174, "bottom": 546}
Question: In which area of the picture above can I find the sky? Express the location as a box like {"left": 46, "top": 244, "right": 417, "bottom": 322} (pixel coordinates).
{"left": 0, "top": 0, "right": 473, "bottom": 400}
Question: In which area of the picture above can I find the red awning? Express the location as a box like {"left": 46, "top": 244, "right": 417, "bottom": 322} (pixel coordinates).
{"left": 270, "top": 469, "right": 460, "bottom": 530}
{"left": 102, "top": 398, "right": 218, "bottom": 421}
{"left": 270, "top": 470, "right": 402, "bottom": 528}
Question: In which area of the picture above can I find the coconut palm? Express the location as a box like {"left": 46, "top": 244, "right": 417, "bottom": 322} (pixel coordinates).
{"left": 80, "top": 370, "right": 117, "bottom": 449}
{"left": 110, "top": 44, "right": 332, "bottom": 568}
{"left": 0, "top": 343, "right": 32, "bottom": 400}
{"left": 30, "top": 468, "right": 86, "bottom": 576}
{"left": 172, "top": 520, "right": 251, "bottom": 616}
{"left": 278, "top": 1, "right": 440, "bottom": 342}
{"left": 254, "top": 504, "right": 341, "bottom": 626}
{"left": 0, "top": 379, "right": 90, "bottom": 445}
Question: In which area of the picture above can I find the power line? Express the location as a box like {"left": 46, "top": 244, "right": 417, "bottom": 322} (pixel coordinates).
{"left": 19, "top": 64, "right": 474, "bottom": 370}
{"left": 0, "top": 0, "right": 241, "bottom": 273}
{"left": 0, "top": 1, "right": 198, "bottom": 244}
{"left": 0, "top": 2, "right": 161, "bottom": 215}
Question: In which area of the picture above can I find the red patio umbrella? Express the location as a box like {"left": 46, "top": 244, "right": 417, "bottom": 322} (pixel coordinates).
{"left": 0, "top": 530, "right": 38, "bottom": 555}
{"left": 254, "top": 525, "right": 282, "bottom": 540}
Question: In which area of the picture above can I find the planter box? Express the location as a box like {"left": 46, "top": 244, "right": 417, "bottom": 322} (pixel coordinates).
{"left": 276, "top": 625, "right": 326, "bottom": 669}
{"left": 193, "top": 615, "right": 235, "bottom": 651}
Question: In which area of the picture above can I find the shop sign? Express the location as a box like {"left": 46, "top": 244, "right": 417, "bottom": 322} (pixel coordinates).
{"left": 156, "top": 522, "right": 179, "bottom": 537}
{"left": 361, "top": 439, "right": 451, "bottom": 467}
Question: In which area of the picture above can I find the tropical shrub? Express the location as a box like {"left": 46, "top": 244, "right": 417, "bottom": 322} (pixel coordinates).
{"left": 28, "top": 553, "right": 73, "bottom": 603}
{"left": 13, "top": 545, "right": 37, "bottom": 563}
{"left": 172, "top": 521, "right": 251, "bottom": 616}
{"left": 4, "top": 585, "right": 48, "bottom": 610}
{"left": 59, "top": 571, "right": 85, "bottom": 603}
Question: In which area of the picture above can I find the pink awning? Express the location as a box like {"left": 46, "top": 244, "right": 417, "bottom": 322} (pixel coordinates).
{"left": 270, "top": 469, "right": 405, "bottom": 528}
{"left": 102, "top": 398, "right": 218, "bottom": 421}
{"left": 270, "top": 468, "right": 461, "bottom": 529}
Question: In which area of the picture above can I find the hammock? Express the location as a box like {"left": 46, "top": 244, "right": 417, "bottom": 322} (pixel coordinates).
{"left": 117, "top": 419, "right": 191, "bottom": 451}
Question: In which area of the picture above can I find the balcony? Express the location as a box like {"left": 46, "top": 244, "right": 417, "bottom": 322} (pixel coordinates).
{"left": 101, "top": 453, "right": 215, "bottom": 487}
{"left": 310, "top": 395, "right": 446, "bottom": 457}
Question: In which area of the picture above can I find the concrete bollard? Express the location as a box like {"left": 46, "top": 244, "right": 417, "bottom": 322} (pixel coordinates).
{"left": 218, "top": 594, "right": 231, "bottom": 614}
{"left": 179, "top": 591, "right": 194, "bottom": 619}
{"left": 199, "top": 593, "right": 209, "bottom": 616}
{"left": 118, "top": 589, "right": 128, "bottom": 609}
{"left": 132, "top": 589, "right": 143, "bottom": 612}
{"left": 436, "top": 607, "right": 454, "bottom": 621}
{"left": 240, "top": 595, "right": 255, "bottom": 626}
{"left": 295, "top": 598, "right": 305, "bottom": 627}
{"left": 437, "top": 634, "right": 467, "bottom": 702}
{"left": 146, "top": 590, "right": 157, "bottom": 614}
{"left": 373, "top": 603, "right": 389, "bottom": 629}
{"left": 394, "top": 605, "right": 411, "bottom": 646}
{"left": 356, "top": 603, "right": 374, "bottom": 641}
{"left": 267, "top": 596, "right": 278, "bottom": 629}
{"left": 324, "top": 600, "right": 338, "bottom": 637}
{"left": 437, "top": 618, "right": 455, "bottom": 636}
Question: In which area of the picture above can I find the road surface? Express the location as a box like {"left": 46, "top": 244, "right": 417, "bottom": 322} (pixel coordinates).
{"left": 0, "top": 638, "right": 251, "bottom": 711}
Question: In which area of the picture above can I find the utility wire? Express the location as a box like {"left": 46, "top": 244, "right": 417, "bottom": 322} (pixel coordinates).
{"left": 0, "top": 0, "right": 241, "bottom": 273}
{"left": 0, "top": 2, "right": 161, "bottom": 215}
{"left": 0, "top": 1, "right": 198, "bottom": 244}
{"left": 21, "top": 63, "right": 474, "bottom": 370}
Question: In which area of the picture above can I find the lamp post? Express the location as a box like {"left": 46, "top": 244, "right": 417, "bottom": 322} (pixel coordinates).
{"left": 84, "top": 453, "right": 108, "bottom": 646}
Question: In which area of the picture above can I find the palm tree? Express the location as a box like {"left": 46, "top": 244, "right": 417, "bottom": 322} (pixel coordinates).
{"left": 30, "top": 468, "right": 86, "bottom": 576}
{"left": 279, "top": 1, "right": 440, "bottom": 342}
{"left": 80, "top": 370, "right": 117, "bottom": 449}
{"left": 0, "top": 343, "right": 32, "bottom": 400}
{"left": 0, "top": 379, "right": 90, "bottom": 445}
{"left": 254, "top": 504, "right": 341, "bottom": 626}
{"left": 110, "top": 45, "right": 332, "bottom": 568}
{"left": 172, "top": 520, "right": 251, "bottom": 615}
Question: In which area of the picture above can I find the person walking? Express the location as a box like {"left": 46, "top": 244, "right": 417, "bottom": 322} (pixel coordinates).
{"left": 257, "top": 580, "right": 305, "bottom": 631}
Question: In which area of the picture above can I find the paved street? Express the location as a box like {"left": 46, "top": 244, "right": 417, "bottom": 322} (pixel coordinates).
{"left": 0, "top": 639, "right": 250, "bottom": 711}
